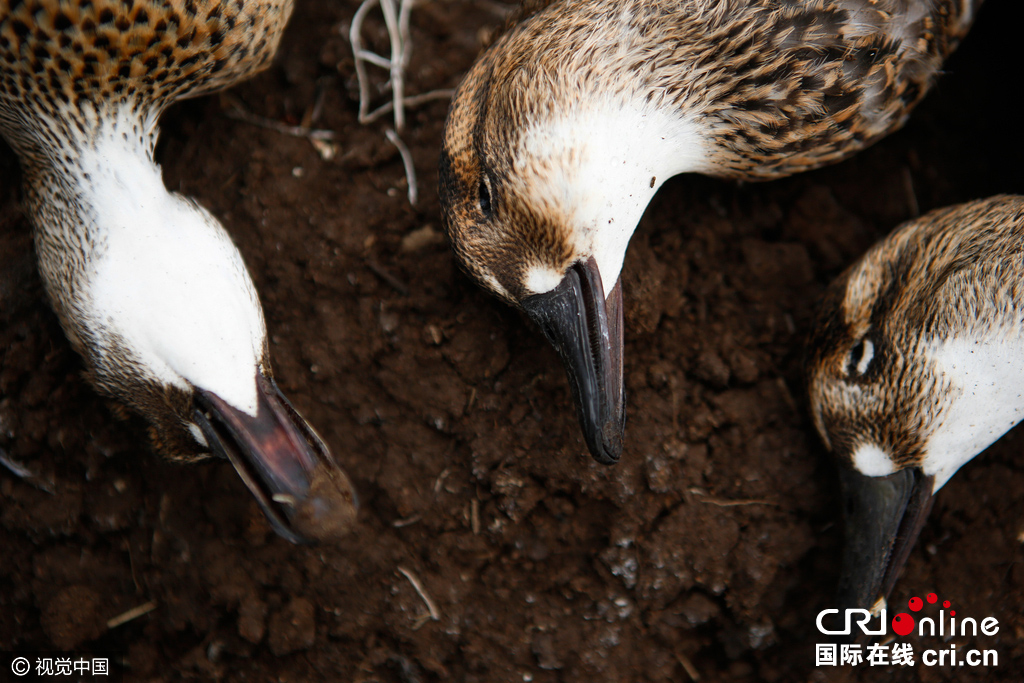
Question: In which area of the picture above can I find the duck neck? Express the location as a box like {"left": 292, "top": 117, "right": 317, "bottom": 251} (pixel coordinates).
{"left": 922, "top": 328, "right": 1024, "bottom": 491}
{"left": 25, "top": 103, "right": 163, "bottom": 305}
{"left": 23, "top": 104, "right": 265, "bottom": 416}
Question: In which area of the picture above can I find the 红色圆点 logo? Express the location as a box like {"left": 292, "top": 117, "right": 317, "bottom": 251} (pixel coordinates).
{"left": 815, "top": 592, "right": 999, "bottom": 668}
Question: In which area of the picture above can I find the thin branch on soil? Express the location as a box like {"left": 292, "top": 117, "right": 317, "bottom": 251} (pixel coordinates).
{"left": 700, "top": 497, "right": 773, "bottom": 507}
{"left": 386, "top": 128, "right": 419, "bottom": 206}
{"left": 349, "top": 0, "right": 452, "bottom": 207}
{"left": 393, "top": 514, "right": 422, "bottom": 528}
{"left": 302, "top": 77, "right": 332, "bottom": 129}
{"left": 0, "top": 449, "right": 55, "bottom": 494}
{"left": 349, "top": 0, "right": 415, "bottom": 130}
{"left": 364, "top": 258, "right": 410, "bottom": 295}
{"left": 392, "top": 468, "right": 452, "bottom": 528}
{"left": 688, "top": 488, "right": 777, "bottom": 508}
{"left": 127, "top": 544, "right": 142, "bottom": 594}
{"left": 222, "top": 94, "right": 340, "bottom": 160}
{"left": 396, "top": 566, "right": 440, "bottom": 627}
{"left": 386, "top": 654, "right": 426, "bottom": 683}
{"left": 107, "top": 600, "right": 158, "bottom": 629}
{"left": 356, "top": 89, "right": 454, "bottom": 125}
{"left": 221, "top": 95, "right": 337, "bottom": 142}
{"left": 675, "top": 652, "right": 701, "bottom": 682}
{"left": 432, "top": 467, "right": 451, "bottom": 494}
{"left": 0, "top": 449, "right": 35, "bottom": 479}
{"left": 775, "top": 376, "right": 798, "bottom": 412}
{"left": 470, "top": 498, "right": 481, "bottom": 535}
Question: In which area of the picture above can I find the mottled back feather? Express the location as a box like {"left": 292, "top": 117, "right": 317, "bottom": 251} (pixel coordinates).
{"left": 0, "top": 0, "right": 292, "bottom": 163}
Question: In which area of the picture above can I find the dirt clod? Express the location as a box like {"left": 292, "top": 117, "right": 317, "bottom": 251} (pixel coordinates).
{"left": 41, "top": 585, "right": 105, "bottom": 650}
{"left": 238, "top": 591, "right": 268, "bottom": 644}
{"left": 268, "top": 596, "right": 316, "bottom": 656}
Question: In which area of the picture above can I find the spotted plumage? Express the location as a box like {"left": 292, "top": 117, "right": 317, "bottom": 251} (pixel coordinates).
{"left": 0, "top": 0, "right": 356, "bottom": 543}
{"left": 0, "top": 0, "right": 288, "bottom": 122}
{"left": 439, "top": 0, "right": 982, "bottom": 464}
{"left": 806, "top": 195, "right": 1024, "bottom": 611}
{"left": 1, "top": 0, "right": 292, "bottom": 406}
{"left": 809, "top": 194, "right": 1024, "bottom": 489}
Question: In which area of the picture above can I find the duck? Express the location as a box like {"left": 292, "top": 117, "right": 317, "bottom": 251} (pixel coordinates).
{"left": 0, "top": 0, "right": 356, "bottom": 543}
{"left": 439, "top": 0, "right": 983, "bottom": 464}
{"left": 806, "top": 195, "right": 1024, "bottom": 612}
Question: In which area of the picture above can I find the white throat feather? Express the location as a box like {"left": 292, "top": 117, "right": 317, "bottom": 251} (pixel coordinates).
{"left": 39, "top": 107, "right": 266, "bottom": 416}
{"left": 921, "top": 330, "right": 1024, "bottom": 491}
{"left": 515, "top": 99, "right": 709, "bottom": 297}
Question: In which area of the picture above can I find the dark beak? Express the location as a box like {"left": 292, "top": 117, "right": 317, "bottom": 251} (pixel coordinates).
{"left": 193, "top": 372, "right": 358, "bottom": 544}
{"left": 836, "top": 466, "right": 935, "bottom": 613}
{"left": 521, "top": 257, "right": 625, "bottom": 464}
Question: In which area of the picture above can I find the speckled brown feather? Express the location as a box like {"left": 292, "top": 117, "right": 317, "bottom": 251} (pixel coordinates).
{"left": 0, "top": 0, "right": 291, "bottom": 164}
{"left": 0, "top": 0, "right": 292, "bottom": 461}
{"left": 440, "top": 0, "right": 982, "bottom": 299}
{"left": 806, "top": 195, "right": 1024, "bottom": 470}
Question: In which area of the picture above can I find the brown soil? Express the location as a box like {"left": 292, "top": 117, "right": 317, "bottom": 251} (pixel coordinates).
{"left": 2, "top": 1, "right": 1023, "bottom": 681}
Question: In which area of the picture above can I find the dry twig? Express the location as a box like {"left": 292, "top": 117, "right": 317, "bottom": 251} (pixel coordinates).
{"left": 0, "top": 449, "right": 35, "bottom": 480}
{"left": 350, "top": 0, "right": 414, "bottom": 130}
{"left": 470, "top": 498, "right": 481, "bottom": 535}
{"left": 222, "top": 95, "right": 336, "bottom": 142}
{"left": 675, "top": 652, "right": 701, "bottom": 682}
{"left": 364, "top": 257, "right": 410, "bottom": 295}
{"left": 348, "top": 0, "right": 454, "bottom": 206}
{"left": 107, "top": 600, "right": 158, "bottom": 629}
{"left": 688, "top": 488, "right": 777, "bottom": 508}
{"left": 396, "top": 566, "right": 440, "bottom": 628}
{"left": 386, "top": 128, "right": 419, "bottom": 206}
{"left": 0, "top": 449, "right": 55, "bottom": 494}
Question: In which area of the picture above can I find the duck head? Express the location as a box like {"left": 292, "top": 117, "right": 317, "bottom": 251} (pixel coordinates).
{"left": 807, "top": 268, "right": 937, "bottom": 613}
{"left": 438, "top": 20, "right": 709, "bottom": 465}
{"left": 0, "top": 0, "right": 353, "bottom": 543}
{"left": 806, "top": 197, "right": 1024, "bottom": 612}
{"left": 26, "top": 115, "right": 357, "bottom": 544}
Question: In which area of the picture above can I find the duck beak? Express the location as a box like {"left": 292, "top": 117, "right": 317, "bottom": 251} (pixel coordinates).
{"left": 836, "top": 466, "right": 935, "bottom": 612}
{"left": 521, "top": 257, "right": 625, "bottom": 464}
{"left": 193, "top": 372, "right": 358, "bottom": 544}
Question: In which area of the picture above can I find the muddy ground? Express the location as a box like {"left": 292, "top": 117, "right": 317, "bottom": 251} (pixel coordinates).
{"left": 2, "top": 1, "right": 1023, "bottom": 681}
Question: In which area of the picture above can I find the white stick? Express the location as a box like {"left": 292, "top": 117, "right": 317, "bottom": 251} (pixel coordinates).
{"left": 107, "top": 601, "right": 158, "bottom": 629}
{"left": 223, "top": 97, "right": 336, "bottom": 141}
{"left": 396, "top": 566, "right": 440, "bottom": 622}
{"left": 349, "top": 0, "right": 380, "bottom": 124}
{"left": 386, "top": 128, "right": 418, "bottom": 206}
{"left": 354, "top": 89, "right": 454, "bottom": 125}
{"left": 379, "top": 0, "right": 405, "bottom": 131}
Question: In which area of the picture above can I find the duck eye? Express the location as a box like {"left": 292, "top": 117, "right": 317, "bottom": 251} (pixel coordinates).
{"left": 846, "top": 337, "right": 875, "bottom": 377}
{"left": 478, "top": 177, "right": 492, "bottom": 218}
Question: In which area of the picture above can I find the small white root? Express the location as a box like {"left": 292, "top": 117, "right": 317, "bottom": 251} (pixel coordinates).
{"left": 396, "top": 566, "right": 440, "bottom": 627}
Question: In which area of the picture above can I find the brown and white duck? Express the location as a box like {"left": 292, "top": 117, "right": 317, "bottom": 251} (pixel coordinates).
{"left": 0, "top": 0, "right": 356, "bottom": 543}
{"left": 439, "top": 0, "right": 982, "bottom": 464}
{"left": 807, "top": 195, "right": 1024, "bottom": 612}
